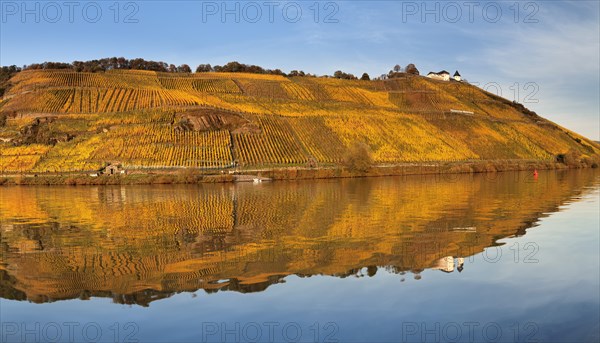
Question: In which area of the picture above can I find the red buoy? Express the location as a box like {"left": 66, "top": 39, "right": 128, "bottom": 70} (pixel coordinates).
{"left": 533, "top": 169, "right": 538, "bottom": 179}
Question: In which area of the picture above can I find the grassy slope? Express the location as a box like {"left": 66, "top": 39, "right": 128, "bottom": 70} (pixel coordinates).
{"left": 0, "top": 69, "right": 598, "bottom": 173}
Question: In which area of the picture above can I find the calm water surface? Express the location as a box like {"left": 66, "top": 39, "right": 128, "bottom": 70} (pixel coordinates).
{"left": 1, "top": 170, "right": 599, "bottom": 342}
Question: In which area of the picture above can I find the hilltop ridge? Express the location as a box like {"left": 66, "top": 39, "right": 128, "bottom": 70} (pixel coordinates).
{"left": 0, "top": 68, "right": 598, "bottom": 175}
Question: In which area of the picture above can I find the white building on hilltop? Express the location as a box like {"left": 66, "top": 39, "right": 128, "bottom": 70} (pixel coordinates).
{"left": 453, "top": 70, "right": 462, "bottom": 81}
{"left": 426, "top": 70, "right": 450, "bottom": 81}
{"left": 426, "top": 70, "right": 463, "bottom": 82}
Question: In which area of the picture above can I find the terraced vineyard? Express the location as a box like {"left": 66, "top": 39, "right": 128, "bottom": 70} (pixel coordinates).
{"left": 3, "top": 88, "right": 205, "bottom": 114}
{"left": 0, "top": 69, "right": 598, "bottom": 173}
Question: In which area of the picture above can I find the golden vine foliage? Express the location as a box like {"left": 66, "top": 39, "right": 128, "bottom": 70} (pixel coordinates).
{"left": 0, "top": 145, "right": 51, "bottom": 173}
{"left": 233, "top": 115, "right": 307, "bottom": 166}
{"left": 1, "top": 69, "right": 599, "bottom": 172}
{"left": 94, "top": 124, "right": 234, "bottom": 168}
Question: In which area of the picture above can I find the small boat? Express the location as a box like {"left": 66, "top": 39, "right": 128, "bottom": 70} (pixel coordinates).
{"left": 253, "top": 178, "right": 262, "bottom": 184}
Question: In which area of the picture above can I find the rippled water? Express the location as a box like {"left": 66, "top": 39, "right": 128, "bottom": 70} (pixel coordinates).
{"left": 1, "top": 169, "right": 599, "bottom": 342}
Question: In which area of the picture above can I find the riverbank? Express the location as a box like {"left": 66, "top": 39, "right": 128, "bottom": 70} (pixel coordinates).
{"left": 1, "top": 159, "right": 597, "bottom": 186}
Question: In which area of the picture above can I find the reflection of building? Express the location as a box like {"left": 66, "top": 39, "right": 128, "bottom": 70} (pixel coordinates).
{"left": 432, "top": 256, "right": 454, "bottom": 273}
{"left": 450, "top": 226, "right": 476, "bottom": 232}
{"left": 457, "top": 257, "right": 464, "bottom": 273}
{"left": 432, "top": 256, "right": 465, "bottom": 273}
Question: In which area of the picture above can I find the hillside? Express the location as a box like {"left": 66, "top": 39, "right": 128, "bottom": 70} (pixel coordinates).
{"left": 0, "top": 69, "right": 598, "bottom": 174}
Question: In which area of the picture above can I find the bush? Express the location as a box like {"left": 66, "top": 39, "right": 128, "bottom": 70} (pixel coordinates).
{"left": 583, "top": 155, "right": 600, "bottom": 168}
{"left": 342, "top": 142, "right": 373, "bottom": 173}
{"left": 177, "top": 168, "right": 201, "bottom": 183}
{"left": 557, "top": 149, "right": 581, "bottom": 167}
{"left": 306, "top": 157, "right": 318, "bottom": 169}
{"left": 405, "top": 63, "right": 420, "bottom": 75}
{"left": 65, "top": 177, "right": 78, "bottom": 185}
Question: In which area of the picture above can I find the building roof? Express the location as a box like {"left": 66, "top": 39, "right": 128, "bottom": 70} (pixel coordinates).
{"left": 438, "top": 70, "right": 449, "bottom": 75}
{"left": 454, "top": 70, "right": 461, "bottom": 76}
{"left": 428, "top": 70, "right": 450, "bottom": 76}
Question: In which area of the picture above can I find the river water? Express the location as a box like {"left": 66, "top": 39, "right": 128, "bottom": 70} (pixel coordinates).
{"left": 1, "top": 169, "right": 599, "bottom": 342}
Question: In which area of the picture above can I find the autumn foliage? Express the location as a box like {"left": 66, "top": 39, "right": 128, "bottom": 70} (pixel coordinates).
{"left": 0, "top": 69, "right": 599, "bottom": 173}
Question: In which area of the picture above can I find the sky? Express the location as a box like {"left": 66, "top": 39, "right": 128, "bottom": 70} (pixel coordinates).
{"left": 1, "top": 0, "right": 598, "bottom": 139}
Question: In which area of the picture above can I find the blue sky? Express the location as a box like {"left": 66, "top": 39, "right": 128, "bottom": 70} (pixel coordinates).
{"left": 1, "top": 0, "right": 598, "bottom": 139}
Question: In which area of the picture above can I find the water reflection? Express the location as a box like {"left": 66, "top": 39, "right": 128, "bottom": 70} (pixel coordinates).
{"left": 1, "top": 170, "right": 598, "bottom": 306}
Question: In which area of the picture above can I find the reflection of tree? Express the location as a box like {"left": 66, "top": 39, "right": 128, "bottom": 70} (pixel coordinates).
{"left": 0, "top": 170, "right": 598, "bottom": 306}
{"left": 0, "top": 270, "right": 27, "bottom": 301}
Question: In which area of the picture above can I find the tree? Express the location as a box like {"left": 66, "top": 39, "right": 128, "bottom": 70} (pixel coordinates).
{"left": 271, "top": 69, "right": 285, "bottom": 76}
{"left": 178, "top": 64, "right": 192, "bottom": 73}
{"left": 360, "top": 73, "right": 370, "bottom": 81}
{"left": 333, "top": 70, "right": 357, "bottom": 80}
{"left": 289, "top": 70, "right": 306, "bottom": 77}
{"left": 117, "top": 57, "right": 127, "bottom": 69}
{"left": 210, "top": 61, "right": 283, "bottom": 75}
{"left": 388, "top": 64, "right": 406, "bottom": 78}
{"left": 0, "top": 65, "right": 21, "bottom": 97}
{"left": 220, "top": 61, "right": 244, "bottom": 73}
{"left": 168, "top": 64, "right": 177, "bottom": 73}
{"left": 22, "top": 58, "right": 184, "bottom": 73}
{"left": 342, "top": 142, "right": 373, "bottom": 172}
{"left": 405, "top": 63, "right": 419, "bottom": 75}
{"left": 196, "top": 64, "right": 212, "bottom": 73}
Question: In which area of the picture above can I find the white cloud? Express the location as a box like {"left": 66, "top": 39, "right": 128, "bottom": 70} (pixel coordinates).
{"left": 456, "top": 3, "right": 600, "bottom": 139}
{"left": 480, "top": 23, "right": 599, "bottom": 80}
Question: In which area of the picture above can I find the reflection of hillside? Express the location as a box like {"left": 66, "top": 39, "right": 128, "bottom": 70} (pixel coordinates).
{"left": 0, "top": 170, "right": 598, "bottom": 306}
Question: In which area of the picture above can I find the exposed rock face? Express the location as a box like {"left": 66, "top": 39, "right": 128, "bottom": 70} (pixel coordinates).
{"left": 174, "top": 108, "right": 260, "bottom": 134}
{"left": 15, "top": 117, "right": 74, "bottom": 145}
